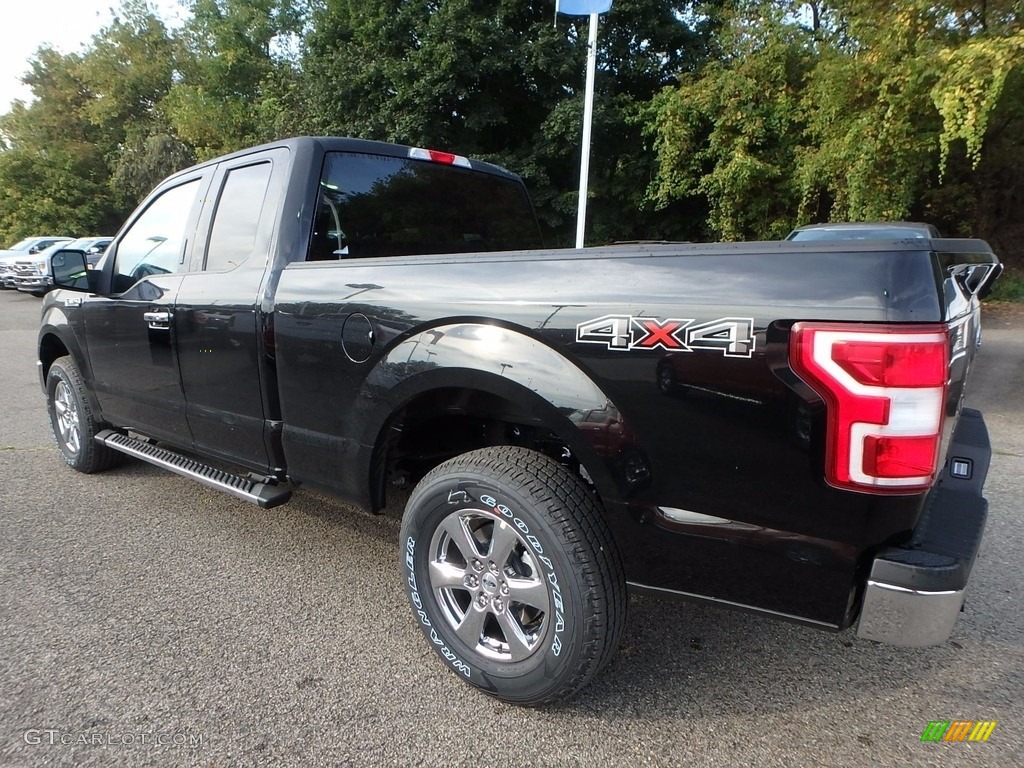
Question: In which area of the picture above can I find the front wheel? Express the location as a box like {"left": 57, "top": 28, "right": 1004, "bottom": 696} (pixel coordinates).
{"left": 399, "top": 446, "right": 626, "bottom": 705}
{"left": 46, "top": 356, "right": 120, "bottom": 473}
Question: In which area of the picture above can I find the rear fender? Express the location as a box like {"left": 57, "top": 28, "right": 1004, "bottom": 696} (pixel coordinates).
{"left": 357, "top": 322, "right": 647, "bottom": 507}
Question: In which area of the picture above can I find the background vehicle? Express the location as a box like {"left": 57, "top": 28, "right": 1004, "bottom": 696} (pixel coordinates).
{"left": 0, "top": 235, "right": 74, "bottom": 255}
{"left": 14, "top": 237, "right": 112, "bottom": 296}
{"left": 786, "top": 221, "right": 942, "bottom": 241}
{"left": 38, "top": 137, "right": 1000, "bottom": 705}
{"left": 0, "top": 236, "right": 73, "bottom": 288}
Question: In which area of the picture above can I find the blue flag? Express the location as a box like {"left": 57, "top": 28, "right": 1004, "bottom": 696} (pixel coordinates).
{"left": 556, "top": 0, "right": 613, "bottom": 14}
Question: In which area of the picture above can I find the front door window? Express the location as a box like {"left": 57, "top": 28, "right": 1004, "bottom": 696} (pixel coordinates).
{"left": 112, "top": 179, "right": 201, "bottom": 292}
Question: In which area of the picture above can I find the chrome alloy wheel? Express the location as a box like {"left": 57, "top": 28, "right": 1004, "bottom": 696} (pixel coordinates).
{"left": 428, "top": 509, "right": 551, "bottom": 662}
{"left": 53, "top": 380, "right": 82, "bottom": 456}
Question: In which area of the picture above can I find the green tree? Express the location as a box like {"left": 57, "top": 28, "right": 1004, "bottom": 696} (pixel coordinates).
{"left": 164, "top": 0, "right": 306, "bottom": 158}
{"left": 798, "top": 1, "right": 1024, "bottom": 224}
{"left": 0, "top": 48, "right": 120, "bottom": 240}
{"left": 650, "top": 0, "right": 1024, "bottom": 259}
{"left": 79, "top": 1, "right": 191, "bottom": 208}
{"left": 0, "top": 1, "right": 191, "bottom": 242}
{"left": 0, "top": 142, "right": 118, "bottom": 240}
{"left": 650, "top": 2, "right": 811, "bottom": 240}
{"left": 4, "top": 0, "right": 1016, "bottom": 268}
{"left": 295, "top": 0, "right": 717, "bottom": 245}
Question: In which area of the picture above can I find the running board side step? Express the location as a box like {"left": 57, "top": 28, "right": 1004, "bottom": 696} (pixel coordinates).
{"left": 95, "top": 430, "right": 291, "bottom": 508}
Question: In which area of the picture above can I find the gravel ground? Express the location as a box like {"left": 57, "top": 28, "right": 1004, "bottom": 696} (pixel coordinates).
{"left": 1, "top": 290, "right": 1021, "bottom": 767}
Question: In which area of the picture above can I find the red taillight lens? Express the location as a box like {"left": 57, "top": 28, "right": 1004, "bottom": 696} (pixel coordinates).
{"left": 862, "top": 435, "right": 940, "bottom": 478}
{"left": 408, "top": 147, "right": 472, "bottom": 168}
{"left": 831, "top": 339, "right": 948, "bottom": 387}
{"left": 791, "top": 323, "right": 949, "bottom": 494}
{"left": 427, "top": 150, "right": 458, "bottom": 164}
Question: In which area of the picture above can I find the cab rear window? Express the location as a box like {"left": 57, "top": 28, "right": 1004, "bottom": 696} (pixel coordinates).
{"left": 309, "top": 152, "right": 542, "bottom": 261}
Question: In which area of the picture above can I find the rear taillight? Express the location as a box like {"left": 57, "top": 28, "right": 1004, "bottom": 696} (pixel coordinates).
{"left": 790, "top": 323, "right": 949, "bottom": 494}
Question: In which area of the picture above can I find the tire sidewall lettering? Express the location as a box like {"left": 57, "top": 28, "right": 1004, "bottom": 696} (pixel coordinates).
{"left": 403, "top": 483, "right": 576, "bottom": 687}
{"left": 47, "top": 365, "right": 78, "bottom": 463}
{"left": 478, "top": 489, "right": 566, "bottom": 657}
{"left": 404, "top": 535, "right": 472, "bottom": 679}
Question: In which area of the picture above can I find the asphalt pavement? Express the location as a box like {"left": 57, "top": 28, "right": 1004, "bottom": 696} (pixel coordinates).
{"left": 1, "top": 289, "right": 1021, "bottom": 767}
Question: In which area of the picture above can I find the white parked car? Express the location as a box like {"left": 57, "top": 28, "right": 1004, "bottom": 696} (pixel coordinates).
{"left": 13, "top": 237, "right": 113, "bottom": 296}
{"left": 0, "top": 236, "right": 73, "bottom": 289}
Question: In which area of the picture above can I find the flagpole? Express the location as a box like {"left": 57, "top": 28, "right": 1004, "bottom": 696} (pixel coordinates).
{"left": 575, "top": 12, "right": 598, "bottom": 249}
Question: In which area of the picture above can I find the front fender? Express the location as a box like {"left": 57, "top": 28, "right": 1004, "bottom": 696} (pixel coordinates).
{"left": 38, "top": 299, "right": 81, "bottom": 380}
{"left": 37, "top": 295, "right": 98, "bottom": 412}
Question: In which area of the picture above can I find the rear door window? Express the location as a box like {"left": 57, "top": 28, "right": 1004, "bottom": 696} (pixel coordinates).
{"left": 203, "top": 162, "right": 274, "bottom": 272}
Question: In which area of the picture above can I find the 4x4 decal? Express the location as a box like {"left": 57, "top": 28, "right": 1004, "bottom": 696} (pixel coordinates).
{"left": 576, "top": 315, "right": 756, "bottom": 358}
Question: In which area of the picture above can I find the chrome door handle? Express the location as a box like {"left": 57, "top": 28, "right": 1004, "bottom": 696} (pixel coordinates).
{"left": 144, "top": 310, "right": 171, "bottom": 329}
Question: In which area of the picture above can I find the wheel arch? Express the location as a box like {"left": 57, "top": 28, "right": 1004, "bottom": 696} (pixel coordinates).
{"left": 38, "top": 306, "right": 101, "bottom": 419}
{"left": 38, "top": 331, "right": 70, "bottom": 383}
{"left": 358, "top": 322, "right": 650, "bottom": 515}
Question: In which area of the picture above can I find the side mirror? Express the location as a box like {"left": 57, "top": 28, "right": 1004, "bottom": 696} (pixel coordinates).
{"left": 976, "top": 262, "right": 1004, "bottom": 300}
{"left": 51, "top": 249, "right": 93, "bottom": 292}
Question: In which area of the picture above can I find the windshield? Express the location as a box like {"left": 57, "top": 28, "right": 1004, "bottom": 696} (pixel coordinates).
{"left": 7, "top": 238, "right": 34, "bottom": 251}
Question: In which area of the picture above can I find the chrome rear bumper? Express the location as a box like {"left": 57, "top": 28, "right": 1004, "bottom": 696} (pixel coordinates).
{"left": 856, "top": 408, "right": 990, "bottom": 647}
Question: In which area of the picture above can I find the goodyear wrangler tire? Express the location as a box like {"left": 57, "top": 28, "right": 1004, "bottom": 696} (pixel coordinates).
{"left": 399, "top": 446, "right": 626, "bottom": 705}
{"left": 46, "top": 356, "right": 120, "bottom": 474}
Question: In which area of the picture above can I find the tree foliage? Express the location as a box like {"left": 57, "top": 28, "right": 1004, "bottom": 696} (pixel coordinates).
{"left": 932, "top": 31, "right": 1024, "bottom": 174}
{"left": 651, "top": 0, "right": 1024, "bottom": 252}
{"left": 651, "top": 2, "right": 811, "bottom": 239}
{"left": 0, "top": 48, "right": 121, "bottom": 238}
{"left": 165, "top": 0, "right": 305, "bottom": 159}
{"left": 294, "top": 0, "right": 713, "bottom": 243}
{"left": 79, "top": 2, "right": 187, "bottom": 207}
{"left": 0, "top": 0, "right": 1021, "bottom": 269}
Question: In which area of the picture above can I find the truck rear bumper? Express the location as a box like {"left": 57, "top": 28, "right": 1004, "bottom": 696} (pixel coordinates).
{"left": 857, "top": 575, "right": 971, "bottom": 648}
{"left": 856, "top": 407, "right": 991, "bottom": 647}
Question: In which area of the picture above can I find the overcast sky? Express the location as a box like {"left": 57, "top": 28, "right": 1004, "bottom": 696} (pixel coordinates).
{"left": 1, "top": 0, "right": 186, "bottom": 115}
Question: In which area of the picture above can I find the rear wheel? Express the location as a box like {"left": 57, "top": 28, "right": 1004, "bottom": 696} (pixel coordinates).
{"left": 399, "top": 446, "right": 626, "bottom": 705}
{"left": 46, "top": 356, "right": 120, "bottom": 473}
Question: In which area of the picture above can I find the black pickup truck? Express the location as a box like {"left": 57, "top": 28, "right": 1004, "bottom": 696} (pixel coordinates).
{"left": 39, "top": 137, "right": 1001, "bottom": 705}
